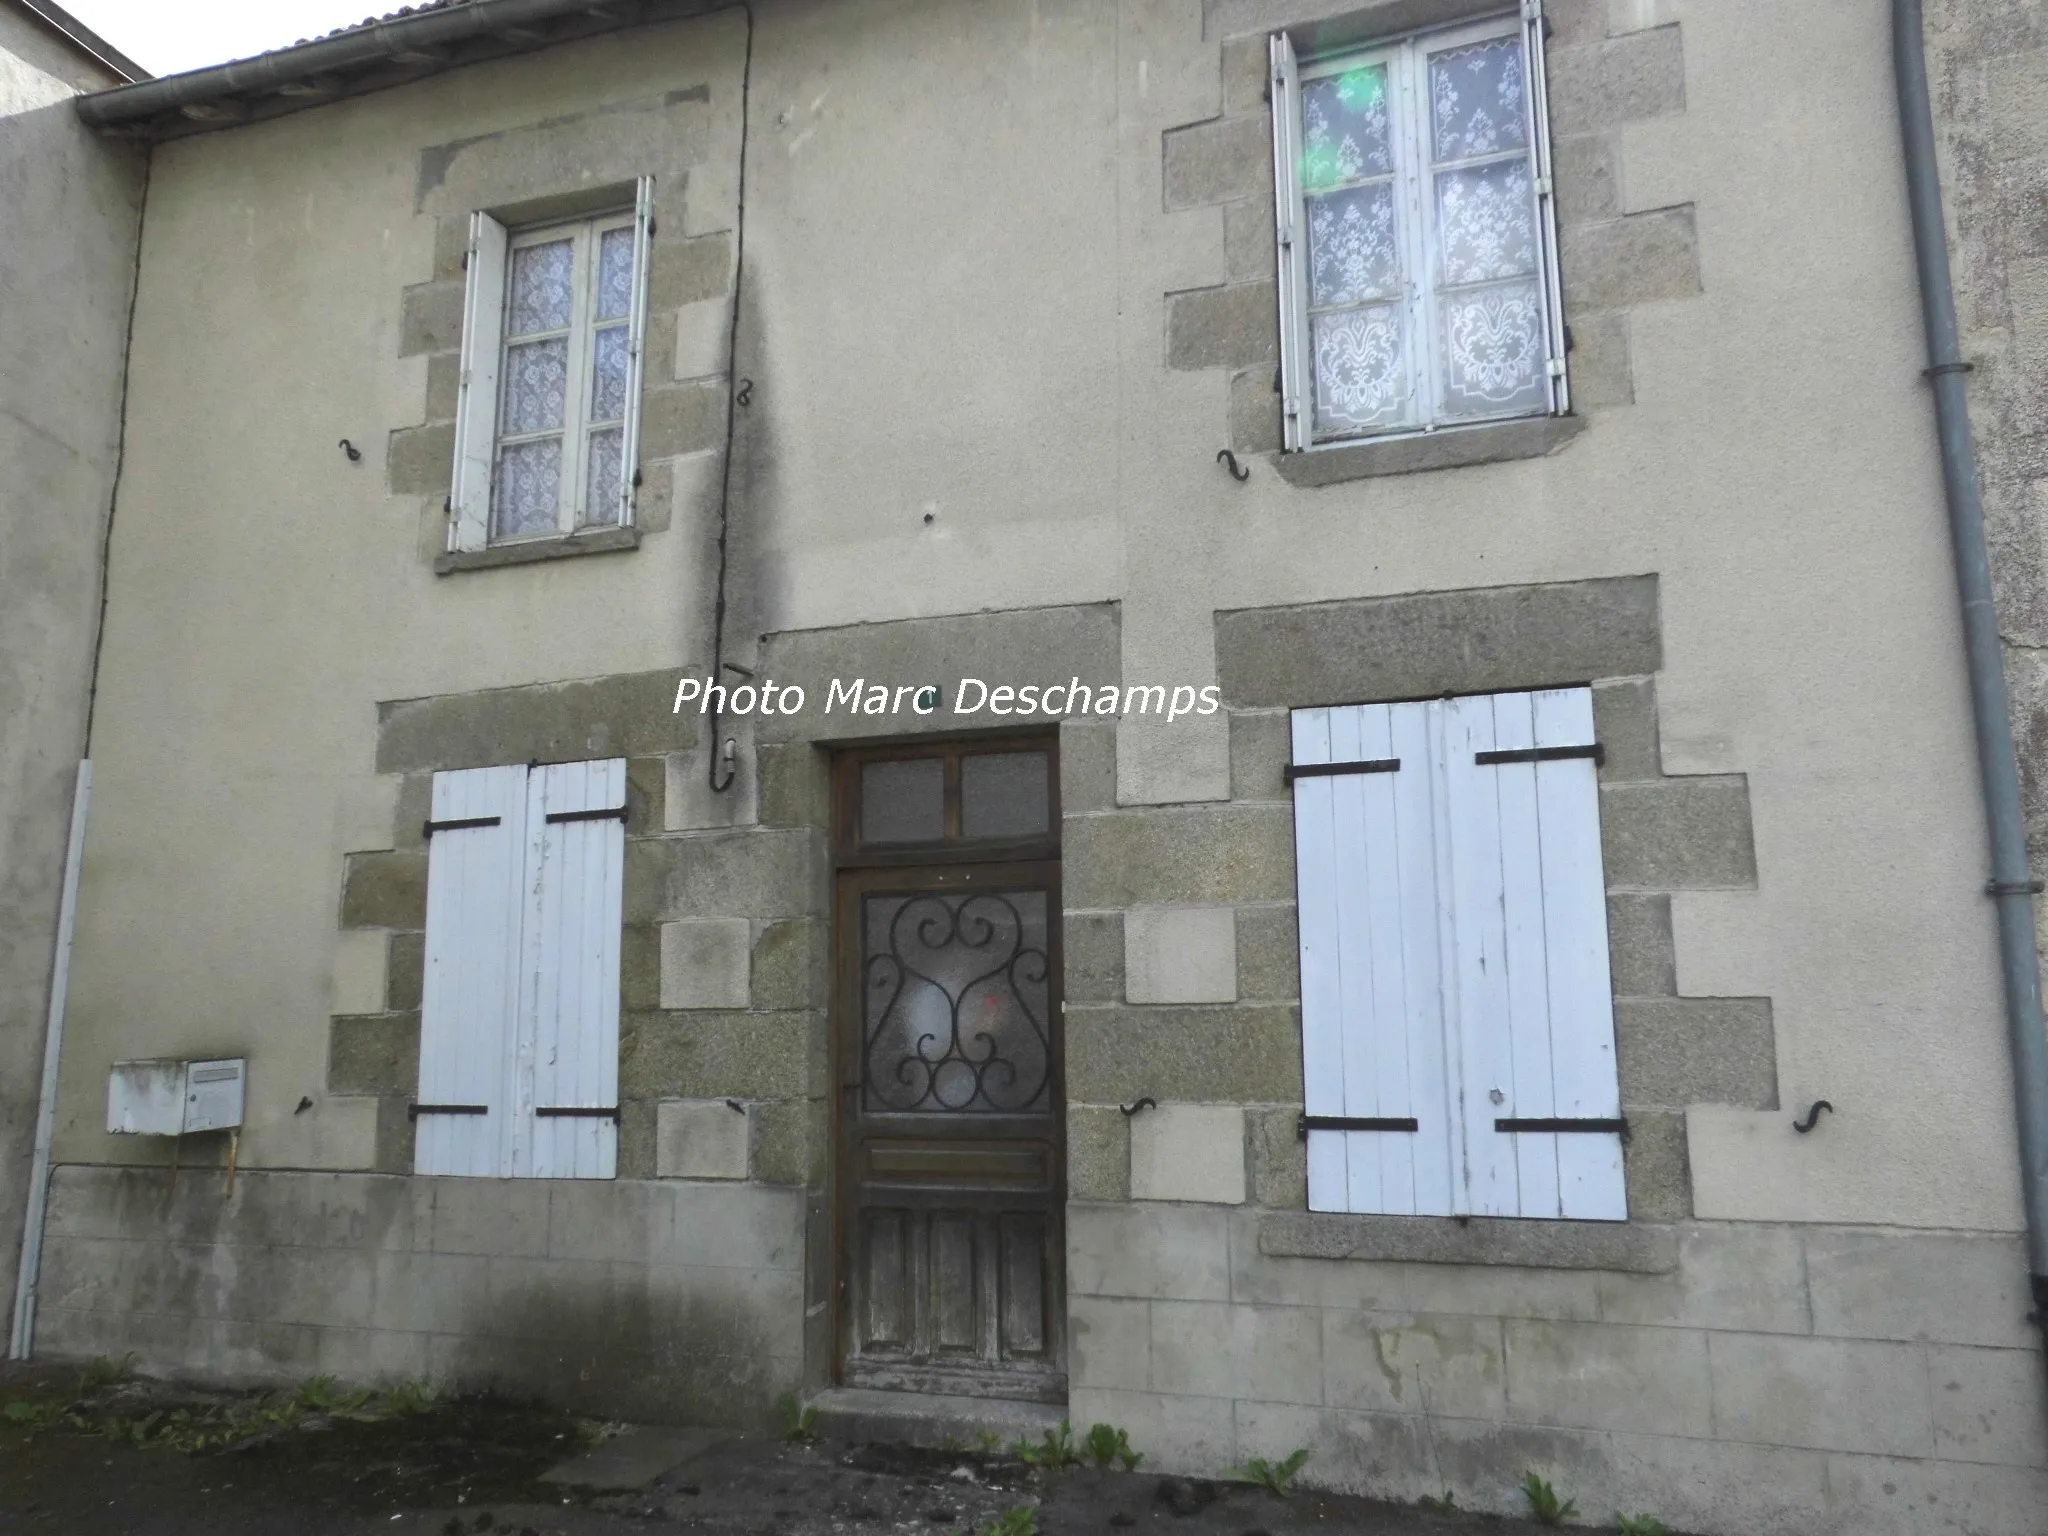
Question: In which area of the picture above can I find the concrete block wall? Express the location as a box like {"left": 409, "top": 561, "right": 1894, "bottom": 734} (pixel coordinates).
{"left": 1925, "top": 4, "right": 2048, "bottom": 981}
{"left": 1066, "top": 1204, "right": 2048, "bottom": 1535}
{"left": 35, "top": 1165, "right": 805, "bottom": 1424}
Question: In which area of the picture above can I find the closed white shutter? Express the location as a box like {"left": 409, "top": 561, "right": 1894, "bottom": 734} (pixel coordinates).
{"left": 416, "top": 765, "right": 526, "bottom": 1176}
{"left": 1291, "top": 688, "right": 1625, "bottom": 1221}
{"left": 449, "top": 210, "right": 510, "bottom": 552}
{"left": 617, "top": 176, "right": 655, "bottom": 528}
{"left": 1291, "top": 704, "right": 1454, "bottom": 1215}
{"left": 516, "top": 759, "right": 626, "bottom": 1180}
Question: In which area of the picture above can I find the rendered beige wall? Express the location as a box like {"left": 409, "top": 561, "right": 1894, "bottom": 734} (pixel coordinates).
{"left": 0, "top": 3, "right": 141, "bottom": 1305}
{"left": 56, "top": 0, "right": 2021, "bottom": 1261}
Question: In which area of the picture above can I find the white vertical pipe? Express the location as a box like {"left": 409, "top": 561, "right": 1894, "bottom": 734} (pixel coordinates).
{"left": 10, "top": 760, "right": 92, "bottom": 1360}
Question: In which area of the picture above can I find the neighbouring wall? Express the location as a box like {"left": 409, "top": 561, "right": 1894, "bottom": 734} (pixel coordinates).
{"left": 0, "top": 5, "right": 142, "bottom": 1322}
{"left": 1927, "top": 3, "right": 2048, "bottom": 981}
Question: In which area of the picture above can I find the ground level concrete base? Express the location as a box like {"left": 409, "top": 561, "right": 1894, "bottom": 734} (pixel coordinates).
{"left": 32, "top": 1165, "right": 805, "bottom": 1425}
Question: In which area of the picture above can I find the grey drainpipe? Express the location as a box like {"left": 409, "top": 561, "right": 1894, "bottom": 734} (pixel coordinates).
{"left": 1893, "top": 0, "right": 2048, "bottom": 1338}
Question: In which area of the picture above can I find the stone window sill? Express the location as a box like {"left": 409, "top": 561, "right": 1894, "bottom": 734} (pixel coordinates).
{"left": 1272, "top": 413, "right": 1587, "bottom": 489}
{"left": 434, "top": 525, "right": 640, "bottom": 575}
{"left": 1258, "top": 1210, "right": 1677, "bottom": 1274}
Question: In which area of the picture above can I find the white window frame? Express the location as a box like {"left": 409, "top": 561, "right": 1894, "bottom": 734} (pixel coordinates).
{"left": 1271, "top": 6, "right": 1568, "bottom": 451}
{"left": 448, "top": 177, "right": 654, "bottom": 551}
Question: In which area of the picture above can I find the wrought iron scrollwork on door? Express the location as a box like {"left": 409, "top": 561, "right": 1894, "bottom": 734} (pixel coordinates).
{"left": 862, "top": 891, "right": 1051, "bottom": 1113}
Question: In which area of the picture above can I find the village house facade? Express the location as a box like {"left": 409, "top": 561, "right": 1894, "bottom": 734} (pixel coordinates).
{"left": 7, "top": 0, "right": 2048, "bottom": 1531}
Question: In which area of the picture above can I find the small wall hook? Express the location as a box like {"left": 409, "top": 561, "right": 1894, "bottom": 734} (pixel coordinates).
{"left": 1119, "top": 1097, "right": 1157, "bottom": 1117}
{"left": 1793, "top": 1099, "right": 1834, "bottom": 1134}
{"left": 736, "top": 378, "right": 754, "bottom": 407}
{"left": 1215, "top": 448, "right": 1250, "bottom": 482}
{"left": 338, "top": 438, "right": 362, "bottom": 462}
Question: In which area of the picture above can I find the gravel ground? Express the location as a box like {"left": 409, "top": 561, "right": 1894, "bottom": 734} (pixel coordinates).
{"left": 0, "top": 1365, "right": 1591, "bottom": 1536}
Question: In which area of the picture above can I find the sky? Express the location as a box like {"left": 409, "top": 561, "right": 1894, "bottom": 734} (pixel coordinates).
{"left": 63, "top": 0, "right": 400, "bottom": 78}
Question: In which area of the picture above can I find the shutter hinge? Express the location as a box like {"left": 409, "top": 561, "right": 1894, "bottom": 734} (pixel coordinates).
{"left": 409, "top": 1103, "right": 488, "bottom": 1121}
{"left": 1475, "top": 742, "right": 1601, "bottom": 766}
{"left": 1534, "top": 175, "right": 1553, "bottom": 197}
{"left": 423, "top": 814, "right": 502, "bottom": 837}
{"left": 1547, "top": 357, "right": 1568, "bottom": 378}
{"left": 1300, "top": 1114, "right": 1421, "bottom": 1139}
{"left": 544, "top": 805, "right": 628, "bottom": 825}
{"left": 1285, "top": 757, "right": 1401, "bottom": 785}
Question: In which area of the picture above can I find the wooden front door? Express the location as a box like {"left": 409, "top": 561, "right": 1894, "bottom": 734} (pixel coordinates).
{"left": 833, "top": 737, "right": 1065, "bottom": 1402}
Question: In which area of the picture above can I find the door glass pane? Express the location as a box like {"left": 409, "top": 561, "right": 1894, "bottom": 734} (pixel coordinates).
{"left": 961, "top": 753, "right": 1049, "bottom": 840}
{"left": 1307, "top": 183, "right": 1399, "bottom": 307}
{"left": 1435, "top": 159, "right": 1537, "bottom": 286}
{"left": 1429, "top": 36, "right": 1527, "bottom": 162}
{"left": 507, "top": 238, "right": 574, "bottom": 336}
{"left": 596, "top": 226, "right": 635, "bottom": 322}
{"left": 583, "top": 427, "right": 622, "bottom": 526}
{"left": 502, "top": 338, "right": 568, "bottom": 435}
{"left": 862, "top": 890, "right": 1051, "bottom": 1113}
{"left": 1312, "top": 303, "right": 1408, "bottom": 436}
{"left": 590, "top": 324, "right": 630, "bottom": 423}
{"left": 493, "top": 438, "right": 561, "bottom": 538}
{"left": 1440, "top": 279, "right": 1547, "bottom": 418}
{"left": 1302, "top": 65, "right": 1392, "bottom": 189}
{"left": 861, "top": 758, "right": 945, "bottom": 845}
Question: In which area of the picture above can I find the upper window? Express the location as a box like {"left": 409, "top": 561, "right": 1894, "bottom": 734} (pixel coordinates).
{"left": 1288, "top": 689, "right": 1626, "bottom": 1221}
{"left": 447, "top": 179, "right": 653, "bottom": 551}
{"left": 1271, "top": 16, "right": 1566, "bottom": 449}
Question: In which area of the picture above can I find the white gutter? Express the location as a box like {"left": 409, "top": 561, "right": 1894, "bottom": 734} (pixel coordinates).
{"left": 9, "top": 760, "right": 92, "bottom": 1361}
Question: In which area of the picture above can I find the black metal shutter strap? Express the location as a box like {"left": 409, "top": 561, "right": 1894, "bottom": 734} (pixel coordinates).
{"left": 1283, "top": 758, "right": 1401, "bottom": 786}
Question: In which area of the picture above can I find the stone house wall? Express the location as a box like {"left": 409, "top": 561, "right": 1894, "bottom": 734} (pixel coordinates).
{"left": 29, "top": 0, "right": 2048, "bottom": 1529}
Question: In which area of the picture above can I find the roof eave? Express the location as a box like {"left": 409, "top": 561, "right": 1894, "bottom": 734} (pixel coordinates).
{"left": 75, "top": 0, "right": 715, "bottom": 140}
{"left": 11, "top": 0, "right": 150, "bottom": 84}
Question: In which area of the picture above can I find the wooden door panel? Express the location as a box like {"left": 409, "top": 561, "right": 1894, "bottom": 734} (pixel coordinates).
{"left": 859, "top": 1208, "right": 911, "bottom": 1352}
{"left": 837, "top": 856, "right": 1065, "bottom": 1402}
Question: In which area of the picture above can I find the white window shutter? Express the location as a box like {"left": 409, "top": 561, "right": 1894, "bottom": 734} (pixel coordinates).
{"left": 449, "top": 210, "right": 509, "bottom": 552}
{"left": 1440, "top": 689, "right": 1626, "bottom": 1220}
{"left": 1270, "top": 31, "right": 1306, "bottom": 452}
{"left": 617, "top": 177, "right": 655, "bottom": 528}
{"left": 1528, "top": 689, "right": 1626, "bottom": 1218}
{"left": 415, "top": 765, "right": 527, "bottom": 1176}
{"left": 1291, "top": 705, "right": 1454, "bottom": 1215}
{"left": 1521, "top": 1, "right": 1569, "bottom": 416}
{"left": 1292, "top": 688, "right": 1624, "bottom": 1222}
{"left": 516, "top": 759, "right": 626, "bottom": 1180}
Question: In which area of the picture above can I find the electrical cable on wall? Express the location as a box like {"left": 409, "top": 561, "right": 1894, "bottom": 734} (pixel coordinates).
{"left": 706, "top": 1, "right": 755, "bottom": 794}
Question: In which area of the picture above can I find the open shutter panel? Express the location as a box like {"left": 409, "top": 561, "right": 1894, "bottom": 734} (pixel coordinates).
{"left": 517, "top": 759, "right": 626, "bottom": 1180}
{"left": 1521, "top": 0, "right": 1569, "bottom": 416}
{"left": 448, "top": 210, "right": 509, "bottom": 552}
{"left": 1270, "top": 30, "right": 1306, "bottom": 452}
{"left": 416, "top": 765, "right": 527, "bottom": 1176}
{"left": 1291, "top": 705, "right": 1454, "bottom": 1215}
{"left": 617, "top": 177, "right": 655, "bottom": 528}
